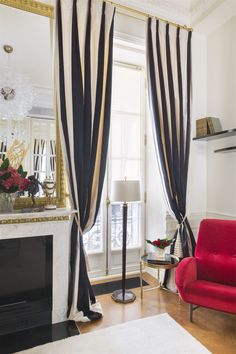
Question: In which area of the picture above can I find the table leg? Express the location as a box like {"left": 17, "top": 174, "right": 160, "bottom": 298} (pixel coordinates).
{"left": 157, "top": 268, "right": 160, "bottom": 287}
{"left": 140, "top": 261, "right": 143, "bottom": 299}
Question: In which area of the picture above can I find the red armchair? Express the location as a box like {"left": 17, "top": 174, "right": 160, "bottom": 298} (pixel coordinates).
{"left": 176, "top": 219, "right": 236, "bottom": 321}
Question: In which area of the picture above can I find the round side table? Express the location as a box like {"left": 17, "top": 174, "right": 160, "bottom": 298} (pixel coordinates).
{"left": 140, "top": 253, "right": 179, "bottom": 299}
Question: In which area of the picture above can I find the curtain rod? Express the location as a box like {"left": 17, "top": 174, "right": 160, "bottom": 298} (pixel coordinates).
{"left": 103, "top": 0, "right": 193, "bottom": 32}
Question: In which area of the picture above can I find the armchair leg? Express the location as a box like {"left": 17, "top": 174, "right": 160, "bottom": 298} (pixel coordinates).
{"left": 190, "top": 304, "right": 200, "bottom": 322}
{"left": 190, "top": 304, "right": 193, "bottom": 322}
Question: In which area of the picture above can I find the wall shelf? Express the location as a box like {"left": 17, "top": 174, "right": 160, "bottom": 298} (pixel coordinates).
{"left": 193, "top": 128, "right": 236, "bottom": 141}
{"left": 214, "top": 146, "right": 236, "bottom": 153}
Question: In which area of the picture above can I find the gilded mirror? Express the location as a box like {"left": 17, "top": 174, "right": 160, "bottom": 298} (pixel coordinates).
{"left": 0, "top": 0, "right": 65, "bottom": 209}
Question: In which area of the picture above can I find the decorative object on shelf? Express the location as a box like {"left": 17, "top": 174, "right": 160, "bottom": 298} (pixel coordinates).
{"left": 111, "top": 179, "right": 141, "bottom": 303}
{"left": 0, "top": 158, "right": 29, "bottom": 213}
{"left": 146, "top": 238, "right": 174, "bottom": 259}
{"left": 0, "top": 44, "right": 33, "bottom": 120}
{"left": 43, "top": 177, "right": 56, "bottom": 210}
{"left": 207, "top": 117, "right": 222, "bottom": 134}
{"left": 196, "top": 118, "right": 210, "bottom": 137}
{"left": 27, "top": 175, "right": 43, "bottom": 206}
{"left": 196, "top": 117, "right": 222, "bottom": 138}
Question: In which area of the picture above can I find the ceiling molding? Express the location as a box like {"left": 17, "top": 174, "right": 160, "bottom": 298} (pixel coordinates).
{"left": 112, "top": 0, "right": 229, "bottom": 30}
{"left": 190, "top": 0, "right": 225, "bottom": 26}
{"left": 112, "top": 0, "right": 191, "bottom": 26}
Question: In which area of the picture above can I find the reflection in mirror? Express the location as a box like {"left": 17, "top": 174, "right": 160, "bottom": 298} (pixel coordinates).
{"left": 0, "top": 4, "right": 56, "bottom": 198}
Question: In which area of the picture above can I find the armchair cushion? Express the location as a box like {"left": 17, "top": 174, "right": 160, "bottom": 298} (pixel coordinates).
{"left": 185, "top": 280, "right": 236, "bottom": 314}
{"left": 195, "top": 219, "right": 236, "bottom": 286}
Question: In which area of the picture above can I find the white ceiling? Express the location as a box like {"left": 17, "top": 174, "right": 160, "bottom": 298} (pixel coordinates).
{"left": 113, "top": 0, "right": 229, "bottom": 27}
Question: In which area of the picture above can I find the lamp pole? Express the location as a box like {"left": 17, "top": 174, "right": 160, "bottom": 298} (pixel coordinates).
{"left": 122, "top": 202, "right": 128, "bottom": 300}
{"left": 111, "top": 180, "right": 140, "bottom": 303}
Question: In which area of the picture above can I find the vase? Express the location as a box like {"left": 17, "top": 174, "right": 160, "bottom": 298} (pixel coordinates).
{"left": 0, "top": 193, "right": 17, "bottom": 213}
{"left": 154, "top": 247, "right": 165, "bottom": 259}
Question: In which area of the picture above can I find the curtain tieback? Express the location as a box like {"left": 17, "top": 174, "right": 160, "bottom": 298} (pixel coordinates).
{"left": 174, "top": 216, "right": 186, "bottom": 258}
{"left": 177, "top": 215, "right": 187, "bottom": 230}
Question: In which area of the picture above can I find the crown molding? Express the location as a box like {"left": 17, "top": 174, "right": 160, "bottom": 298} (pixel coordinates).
{"left": 190, "top": 0, "right": 225, "bottom": 26}
{"left": 113, "top": 0, "right": 227, "bottom": 30}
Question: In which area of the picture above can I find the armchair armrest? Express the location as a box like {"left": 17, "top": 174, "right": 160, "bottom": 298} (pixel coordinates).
{"left": 175, "top": 257, "right": 197, "bottom": 301}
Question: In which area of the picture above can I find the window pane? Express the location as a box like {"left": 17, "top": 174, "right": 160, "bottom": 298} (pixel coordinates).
{"left": 111, "top": 113, "right": 140, "bottom": 159}
{"left": 125, "top": 160, "right": 141, "bottom": 180}
{"left": 112, "top": 66, "right": 141, "bottom": 114}
{"left": 110, "top": 64, "right": 143, "bottom": 251}
{"left": 111, "top": 203, "right": 141, "bottom": 250}
{"left": 83, "top": 208, "right": 103, "bottom": 253}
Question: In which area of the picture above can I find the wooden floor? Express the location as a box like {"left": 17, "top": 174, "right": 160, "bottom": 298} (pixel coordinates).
{"left": 77, "top": 273, "right": 236, "bottom": 354}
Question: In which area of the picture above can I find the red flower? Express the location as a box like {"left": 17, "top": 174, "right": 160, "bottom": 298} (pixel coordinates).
{"left": 0, "top": 159, "right": 29, "bottom": 193}
{"left": 153, "top": 240, "right": 161, "bottom": 246}
{"left": 147, "top": 237, "right": 173, "bottom": 249}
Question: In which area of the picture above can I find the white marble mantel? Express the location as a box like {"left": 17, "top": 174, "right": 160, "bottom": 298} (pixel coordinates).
{"left": 0, "top": 208, "right": 76, "bottom": 324}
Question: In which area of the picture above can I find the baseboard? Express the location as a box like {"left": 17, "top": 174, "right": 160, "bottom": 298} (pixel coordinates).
{"left": 90, "top": 270, "right": 139, "bottom": 283}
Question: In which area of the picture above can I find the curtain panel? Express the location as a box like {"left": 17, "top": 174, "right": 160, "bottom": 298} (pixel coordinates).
{"left": 55, "top": 0, "right": 115, "bottom": 321}
{"left": 146, "top": 19, "right": 196, "bottom": 288}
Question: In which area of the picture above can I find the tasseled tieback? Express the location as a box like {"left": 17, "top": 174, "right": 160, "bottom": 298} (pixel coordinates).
{"left": 177, "top": 214, "right": 187, "bottom": 229}
{"left": 174, "top": 215, "right": 187, "bottom": 258}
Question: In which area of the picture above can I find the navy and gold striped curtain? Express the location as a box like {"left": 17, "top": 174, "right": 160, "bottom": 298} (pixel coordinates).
{"left": 146, "top": 19, "right": 196, "bottom": 287}
{"left": 55, "top": 0, "right": 115, "bottom": 321}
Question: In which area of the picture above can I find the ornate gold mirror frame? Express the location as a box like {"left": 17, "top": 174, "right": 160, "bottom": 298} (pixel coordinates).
{"left": 0, "top": 0, "right": 66, "bottom": 209}
{"left": 0, "top": 0, "right": 54, "bottom": 18}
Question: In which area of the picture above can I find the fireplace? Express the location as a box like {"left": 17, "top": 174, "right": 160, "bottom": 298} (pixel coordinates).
{"left": 0, "top": 235, "right": 53, "bottom": 335}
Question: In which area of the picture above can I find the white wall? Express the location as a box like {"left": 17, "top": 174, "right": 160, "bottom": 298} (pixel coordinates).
{"left": 206, "top": 16, "right": 236, "bottom": 217}
{"left": 188, "top": 32, "right": 208, "bottom": 219}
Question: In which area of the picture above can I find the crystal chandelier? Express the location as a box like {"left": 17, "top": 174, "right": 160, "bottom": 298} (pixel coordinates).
{"left": 0, "top": 45, "right": 33, "bottom": 120}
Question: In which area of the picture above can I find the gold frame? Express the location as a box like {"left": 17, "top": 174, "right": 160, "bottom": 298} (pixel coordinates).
{"left": 0, "top": 0, "right": 54, "bottom": 18}
{"left": 0, "top": 215, "right": 69, "bottom": 225}
{"left": 0, "top": 0, "right": 66, "bottom": 209}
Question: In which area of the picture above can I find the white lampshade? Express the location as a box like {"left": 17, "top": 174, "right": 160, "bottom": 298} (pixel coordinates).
{"left": 111, "top": 180, "right": 141, "bottom": 203}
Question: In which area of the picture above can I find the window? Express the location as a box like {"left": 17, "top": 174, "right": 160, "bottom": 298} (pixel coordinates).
{"left": 110, "top": 63, "right": 143, "bottom": 250}
{"left": 31, "top": 119, "right": 56, "bottom": 185}
{"left": 84, "top": 61, "right": 145, "bottom": 253}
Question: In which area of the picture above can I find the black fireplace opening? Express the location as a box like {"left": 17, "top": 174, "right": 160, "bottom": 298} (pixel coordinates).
{"left": 0, "top": 235, "right": 53, "bottom": 335}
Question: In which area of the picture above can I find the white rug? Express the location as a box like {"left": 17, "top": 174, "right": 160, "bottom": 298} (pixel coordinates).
{"left": 18, "top": 313, "right": 211, "bottom": 354}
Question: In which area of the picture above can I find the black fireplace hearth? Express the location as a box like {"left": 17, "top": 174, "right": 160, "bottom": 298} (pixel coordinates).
{"left": 0, "top": 235, "right": 53, "bottom": 335}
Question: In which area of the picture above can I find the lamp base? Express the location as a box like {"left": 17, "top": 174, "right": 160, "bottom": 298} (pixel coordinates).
{"left": 111, "top": 289, "right": 136, "bottom": 303}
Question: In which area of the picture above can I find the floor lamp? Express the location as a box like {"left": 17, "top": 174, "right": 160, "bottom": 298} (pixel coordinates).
{"left": 111, "top": 180, "right": 141, "bottom": 303}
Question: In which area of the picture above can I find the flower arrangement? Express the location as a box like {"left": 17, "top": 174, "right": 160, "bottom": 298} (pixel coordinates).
{"left": 146, "top": 238, "right": 173, "bottom": 250}
{"left": 0, "top": 158, "right": 29, "bottom": 193}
